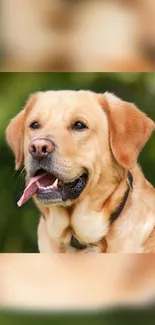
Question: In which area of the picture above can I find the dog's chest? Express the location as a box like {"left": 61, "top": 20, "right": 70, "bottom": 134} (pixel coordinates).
{"left": 71, "top": 202, "right": 108, "bottom": 244}
{"left": 45, "top": 201, "right": 108, "bottom": 248}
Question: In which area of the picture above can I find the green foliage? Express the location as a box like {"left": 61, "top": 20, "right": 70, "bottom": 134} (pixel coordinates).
{"left": 0, "top": 308, "right": 155, "bottom": 325}
{"left": 1, "top": 72, "right": 155, "bottom": 252}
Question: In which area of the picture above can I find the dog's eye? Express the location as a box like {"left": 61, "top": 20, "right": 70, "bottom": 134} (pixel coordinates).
{"left": 29, "top": 121, "right": 40, "bottom": 129}
{"left": 72, "top": 121, "right": 88, "bottom": 131}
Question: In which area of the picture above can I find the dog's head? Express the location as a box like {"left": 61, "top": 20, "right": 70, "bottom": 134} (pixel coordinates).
{"left": 6, "top": 90, "right": 155, "bottom": 207}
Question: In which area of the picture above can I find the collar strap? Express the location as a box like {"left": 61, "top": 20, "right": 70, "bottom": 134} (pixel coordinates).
{"left": 70, "top": 171, "right": 133, "bottom": 250}
{"left": 70, "top": 236, "right": 87, "bottom": 250}
{"left": 109, "top": 171, "right": 133, "bottom": 224}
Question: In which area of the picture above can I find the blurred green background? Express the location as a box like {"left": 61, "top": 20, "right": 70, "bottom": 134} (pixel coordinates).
{"left": 0, "top": 307, "right": 155, "bottom": 325}
{"left": 1, "top": 72, "right": 155, "bottom": 253}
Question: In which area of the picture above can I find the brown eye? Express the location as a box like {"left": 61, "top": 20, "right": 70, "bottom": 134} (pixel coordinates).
{"left": 29, "top": 121, "right": 40, "bottom": 129}
{"left": 72, "top": 121, "right": 88, "bottom": 131}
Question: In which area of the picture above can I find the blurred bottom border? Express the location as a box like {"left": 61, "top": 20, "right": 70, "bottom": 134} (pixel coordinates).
{"left": 1, "top": 255, "right": 155, "bottom": 314}
{"left": 1, "top": 307, "right": 155, "bottom": 325}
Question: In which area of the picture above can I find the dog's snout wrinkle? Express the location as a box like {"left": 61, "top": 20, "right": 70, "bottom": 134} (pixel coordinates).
{"left": 28, "top": 138, "right": 55, "bottom": 160}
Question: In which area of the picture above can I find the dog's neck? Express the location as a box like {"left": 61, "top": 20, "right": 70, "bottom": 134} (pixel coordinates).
{"left": 70, "top": 172, "right": 132, "bottom": 251}
{"left": 37, "top": 169, "right": 133, "bottom": 252}
{"left": 106, "top": 165, "right": 155, "bottom": 253}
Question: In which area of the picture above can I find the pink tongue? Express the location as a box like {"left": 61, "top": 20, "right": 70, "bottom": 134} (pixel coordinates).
{"left": 17, "top": 173, "right": 47, "bottom": 207}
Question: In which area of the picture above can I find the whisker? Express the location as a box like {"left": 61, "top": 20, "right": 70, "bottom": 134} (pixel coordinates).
{"left": 9, "top": 164, "right": 26, "bottom": 190}
{"left": 9, "top": 169, "right": 19, "bottom": 181}
{"left": 19, "top": 166, "right": 26, "bottom": 186}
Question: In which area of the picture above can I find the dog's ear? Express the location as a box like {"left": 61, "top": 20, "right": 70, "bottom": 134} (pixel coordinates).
{"left": 6, "top": 109, "right": 26, "bottom": 170}
{"left": 6, "top": 94, "right": 37, "bottom": 170}
{"left": 98, "top": 92, "right": 155, "bottom": 169}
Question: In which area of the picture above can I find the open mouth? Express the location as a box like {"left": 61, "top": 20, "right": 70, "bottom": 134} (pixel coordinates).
{"left": 18, "top": 169, "right": 88, "bottom": 207}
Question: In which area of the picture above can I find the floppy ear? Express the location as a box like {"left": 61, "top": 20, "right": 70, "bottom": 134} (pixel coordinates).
{"left": 6, "top": 109, "right": 26, "bottom": 170}
{"left": 98, "top": 92, "right": 155, "bottom": 169}
{"left": 6, "top": 94, "right": 37, "bottom": 170}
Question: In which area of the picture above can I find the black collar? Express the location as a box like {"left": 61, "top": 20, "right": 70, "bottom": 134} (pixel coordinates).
{"left": 110, "top": 171, "right": 133, "bottom": 224}
{"left": 70, "top": 171, "right": 133, "bottom": 250}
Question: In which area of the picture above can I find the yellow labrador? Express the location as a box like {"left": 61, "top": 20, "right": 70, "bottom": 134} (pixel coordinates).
{"left": 6, "top": 90, "right": 155, "bottom": 253}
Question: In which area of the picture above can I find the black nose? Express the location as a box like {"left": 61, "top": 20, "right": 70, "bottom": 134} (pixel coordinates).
{"left": 28, "top": 138, "right": 55, "bottom": 159}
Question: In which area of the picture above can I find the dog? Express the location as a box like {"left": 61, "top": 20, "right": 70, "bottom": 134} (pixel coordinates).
{"left": 6, "top": 90, "right": 155, "bottom": 253}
